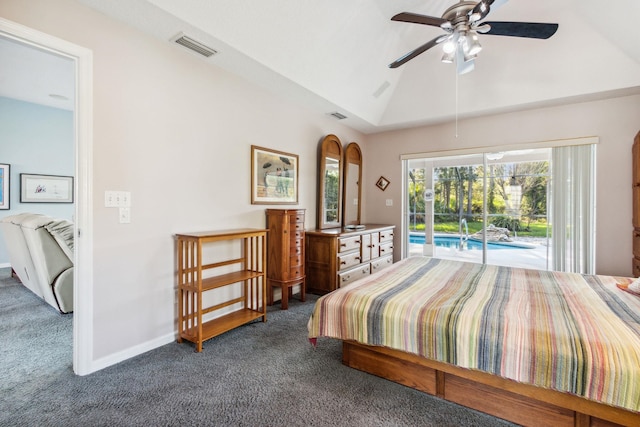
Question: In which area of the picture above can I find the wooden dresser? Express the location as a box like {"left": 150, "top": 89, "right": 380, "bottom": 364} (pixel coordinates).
{"left": 266, "top": 209, "right": 306, "bottom": 309}
{"left": 305, "top": 224, "right": 395, "bottom": 294}
{"left": 633, "top": 131, "right": 640, "bottom": 277}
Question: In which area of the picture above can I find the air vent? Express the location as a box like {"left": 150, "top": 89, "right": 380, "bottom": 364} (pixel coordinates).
{"left": 329, "top": 112, "right": 347, "bottom": 120}
{"left": 172, "top": 33, "right": 217, "bottom": 58}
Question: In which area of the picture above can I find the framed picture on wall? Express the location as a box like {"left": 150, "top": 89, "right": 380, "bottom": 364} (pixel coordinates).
{"left": 376, "top": 176, "right": 390, "bottom": 191}
{"left": 251, "top": 145, "right": 299, "bottom": 204}
{"left": 0, "top": 164, "right": 9, "bottom": 210}
{"left": 20, "top": 173, "right": 74, "bottom": 203}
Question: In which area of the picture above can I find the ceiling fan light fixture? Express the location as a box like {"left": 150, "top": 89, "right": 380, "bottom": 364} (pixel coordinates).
{"left": 441, "top": 50, "right": 455, "bottom": 64}
{"left": 442, "top": 37, "right": 456, "bottom": 54}
{"left": 463, "top": 50, "right": 477, "bottom": 63}
{"left": 463, "top": 31, "right": 482, "bottom": 56}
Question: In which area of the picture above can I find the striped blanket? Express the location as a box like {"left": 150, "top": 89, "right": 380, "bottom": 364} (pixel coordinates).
{"left": 308, "top": 257, "right": 640, "bottom": 412}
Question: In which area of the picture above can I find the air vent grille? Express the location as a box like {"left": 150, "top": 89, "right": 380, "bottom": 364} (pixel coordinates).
{"left": 329, "top": 112, "right": 347, "bottom": 120}
{"left": 173, "top": 33, "right": 217, "bottom": 57}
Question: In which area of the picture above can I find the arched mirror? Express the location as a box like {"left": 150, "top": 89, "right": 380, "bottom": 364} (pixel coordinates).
{"left": 317, "top": 134, "right": 343, "bottom": 229}
{"left": 343, "top": 142, "right": 362, "bottom": 226}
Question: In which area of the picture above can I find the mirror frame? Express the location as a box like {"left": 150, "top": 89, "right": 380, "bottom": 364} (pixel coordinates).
{"left": 317, "top": 134, "right": 343, "bottom": 229}
{"left": 342, "top": 142, "right": 362, "bottom": 226}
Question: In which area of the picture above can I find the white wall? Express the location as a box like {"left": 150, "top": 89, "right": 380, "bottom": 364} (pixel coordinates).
{"left": 2, "top": 0, "right": 638, "bottom": 372}
{"left": 0, "top": 0, "right": 363, "bottom": 364}
{"left": 0, "top": 96, "right": 74, "bottom": 264}
{"left": 364, "top": 94, "right": 640, "bottom": 277}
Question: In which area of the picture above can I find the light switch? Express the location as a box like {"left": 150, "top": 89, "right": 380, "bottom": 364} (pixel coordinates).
{"left": 119, "top": 207, "right": 131, "bottom": 223}
{"left": 105, "top": 191, "right": 116, "bottom": 207}
{"left": 386, "top": 199, "right": 393, "bottom": 206}
{"left": 120, "top": 191, "right": 131, "bottom": 207}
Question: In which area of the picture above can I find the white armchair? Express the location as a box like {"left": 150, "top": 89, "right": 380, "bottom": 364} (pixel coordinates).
{"left": 1, "top": 213, "right": 74, "bottom": 313}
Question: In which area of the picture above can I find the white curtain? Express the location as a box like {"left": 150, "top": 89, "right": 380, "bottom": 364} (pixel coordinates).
{"left": 551, "top": 144, "right": 596, "bottom": 274}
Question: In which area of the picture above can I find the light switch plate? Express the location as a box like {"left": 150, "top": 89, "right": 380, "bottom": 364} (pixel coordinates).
{"left": 119, "top": 207, "right": 131, "bottom": 223}
{"left": 105, "top": 191, "right": 117, "bottom": 207}
{"left": 386, "top": 199, "right": 393, "bottom": 206}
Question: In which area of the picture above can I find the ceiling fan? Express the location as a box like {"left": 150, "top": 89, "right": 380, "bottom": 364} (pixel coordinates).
{"left": 389, "top": 0, "right": 558, "bottom": 74}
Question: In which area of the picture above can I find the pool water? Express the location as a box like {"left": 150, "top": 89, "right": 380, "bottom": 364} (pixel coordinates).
{"left": 410, "top": 235, "right": 529, "bottom": 250}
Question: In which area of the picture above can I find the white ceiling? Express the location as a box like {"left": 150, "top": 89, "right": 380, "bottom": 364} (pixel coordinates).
{"left": 0, "top": 36, "right": 75, "bottom": 111}
{"left": 4, "top": 0, "right": 640, "bottom": 133}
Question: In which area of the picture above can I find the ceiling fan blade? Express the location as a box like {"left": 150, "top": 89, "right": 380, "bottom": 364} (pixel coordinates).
{"left": 391, "top": 12, "right": 447, "bottom": 28}
{"left": 483, "top": 21, "right": 559, "bottom": 39}
{"left": 469, "top": 0, "right": 494, "bottom": 22}
{"left": 389, "top": 36, "right": 445, "bottom": 69}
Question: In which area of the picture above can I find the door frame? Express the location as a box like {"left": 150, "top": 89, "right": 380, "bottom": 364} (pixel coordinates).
{"left": 0, "top": 17, "right": 94, "bottom": 375}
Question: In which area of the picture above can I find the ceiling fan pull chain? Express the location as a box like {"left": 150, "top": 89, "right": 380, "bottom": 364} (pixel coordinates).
{"left": 455, "top": 67, "right": 459, "bottom": 138}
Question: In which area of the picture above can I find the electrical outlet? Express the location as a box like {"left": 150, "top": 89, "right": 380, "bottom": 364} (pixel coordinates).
{"left": 386, "top": 199, "right": 393, "bottom": 206}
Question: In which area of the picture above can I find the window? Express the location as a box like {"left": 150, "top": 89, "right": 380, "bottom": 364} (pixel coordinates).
{"left": 403, "top": 144, "right": 595, "bottom": 273}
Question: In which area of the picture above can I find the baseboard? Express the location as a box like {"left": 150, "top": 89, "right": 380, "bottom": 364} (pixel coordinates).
{"left": 88, "top": 332, "right": 176, "bottom": 374}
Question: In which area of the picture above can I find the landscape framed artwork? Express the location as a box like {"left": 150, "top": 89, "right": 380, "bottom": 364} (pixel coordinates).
{"left": 251, "top": 145, "right": 298, "bottom": 204}
{"left": 0, "top": 164, "right": 9, "bottom": 210}
{"left": 20, "top": 173, "right": 74, "bottom": 203}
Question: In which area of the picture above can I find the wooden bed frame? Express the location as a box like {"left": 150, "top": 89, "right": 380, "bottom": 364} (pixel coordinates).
{"left": 342, "top": 341, "right": 640, "bottom": 427}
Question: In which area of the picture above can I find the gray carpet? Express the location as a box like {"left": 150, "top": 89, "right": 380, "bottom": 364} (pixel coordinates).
{"left": 0, "top": 275, "right": 517, "bottom": 426}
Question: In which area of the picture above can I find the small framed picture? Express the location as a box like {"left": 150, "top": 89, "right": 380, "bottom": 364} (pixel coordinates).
{"left": 0, "top": 164, "right": 9, "bottom": 210}
{"left": 376, "top": 176, "right": 390, "bottom": 191}
{"left": 20, "top": 173, "right": 74, "bottom": 203}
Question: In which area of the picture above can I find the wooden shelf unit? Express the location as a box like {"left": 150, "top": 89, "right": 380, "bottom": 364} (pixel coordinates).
{"left": 175, "top": 228, "right": 267, "bottom": 352}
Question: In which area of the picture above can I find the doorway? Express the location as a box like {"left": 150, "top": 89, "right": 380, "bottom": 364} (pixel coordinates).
{"left": 0, "top": 17, "right": 94, "bottom": 375}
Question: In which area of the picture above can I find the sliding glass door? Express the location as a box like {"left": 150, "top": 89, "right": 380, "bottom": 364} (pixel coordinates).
{"left": 406, "top": 149, "right": 552, "bottom": 270}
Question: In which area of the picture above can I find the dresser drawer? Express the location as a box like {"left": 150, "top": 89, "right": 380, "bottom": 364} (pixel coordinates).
{"left": 290, "top": 254, "right": 303, "bottom": 268}
{"left": 339, "top": 236, "right": 362, "bottom": 254}
{"left": 288, "top": 211, "right": 305, "bottom": 224}
{"left": 292, "top": 221, "right": 304, "bottom": 232}
{"left": 338, "top": 264, "right": 370, "bottom": 287}
{"left": 289, "top": 265, "right": 304, "bottom": 279}
{"left": 371, "top": 255, "right": 393, "bottom": 274}
{"left": 292, "top": 229, "right": 304, "bottom": 240}
{"left": 338, "top": 251, "right": 361, "bottom": 270}
{"left": 290, "top": 239, "right": 303, "bottom": 255}
{"left": 380, "top": 229, "right": 394, "bottom": 243}
{"left": 379, "top": 242, "right": 393, "bottom": 257}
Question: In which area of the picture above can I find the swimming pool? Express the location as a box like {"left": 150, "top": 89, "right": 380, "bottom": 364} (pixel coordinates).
{"left": 409, "top": 234, "right": 533, "bottom": 250}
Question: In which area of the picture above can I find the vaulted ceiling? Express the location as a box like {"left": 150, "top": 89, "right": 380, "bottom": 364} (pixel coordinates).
{"left": 6, "top": 0, "right": 640, "bottom": 134}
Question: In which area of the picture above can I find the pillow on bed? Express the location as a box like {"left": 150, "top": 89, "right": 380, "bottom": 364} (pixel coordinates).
{"left": 45, "top": 219, "right": 74, "bottom": 261}
{"left": 617, "top": 277, "right": 640, "bottom": 296}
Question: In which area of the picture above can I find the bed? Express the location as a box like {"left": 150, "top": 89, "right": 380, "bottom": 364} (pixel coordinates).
{"left": 308, "top": 257, "right": 640, "bottom": 426}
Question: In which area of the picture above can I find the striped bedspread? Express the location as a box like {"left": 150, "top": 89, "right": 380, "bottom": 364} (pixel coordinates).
{"left": 308, "top": 257, "right": 640, "bottom": 412}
